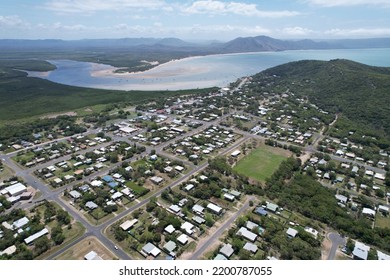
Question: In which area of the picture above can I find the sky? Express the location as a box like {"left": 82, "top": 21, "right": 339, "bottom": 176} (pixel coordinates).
{"left": 1, "top": 0, "right": 390, "bottom": 41}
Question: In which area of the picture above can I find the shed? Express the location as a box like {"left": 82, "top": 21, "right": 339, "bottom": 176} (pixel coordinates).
{"left": 84, "top": 251, "right": 103, "bottom": 260}
{"left": 24, "top": 228, "right": 49, "bottom": 244}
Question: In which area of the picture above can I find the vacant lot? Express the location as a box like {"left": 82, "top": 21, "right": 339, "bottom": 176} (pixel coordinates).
{"left": 233, "top": 146, "right": 288, "bottom": 182}
{"left": 375, "top": 215, "right": 390, "bottom": 229}
{"left": 55, "top": 236, "right": 118, "bottom": 260}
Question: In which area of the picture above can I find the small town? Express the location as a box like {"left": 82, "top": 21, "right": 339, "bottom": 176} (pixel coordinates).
{"left": 1, "top": 73, "right": 389, "bottom": 261}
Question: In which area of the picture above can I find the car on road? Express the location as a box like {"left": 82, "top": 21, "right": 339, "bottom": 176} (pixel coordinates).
{"left": 114, "top": 245, "right": 118, "bottom": 250}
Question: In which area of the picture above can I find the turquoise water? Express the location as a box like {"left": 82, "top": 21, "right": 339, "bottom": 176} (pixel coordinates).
{"left": 27, "top": 48, "right": 390, "bottom": 90}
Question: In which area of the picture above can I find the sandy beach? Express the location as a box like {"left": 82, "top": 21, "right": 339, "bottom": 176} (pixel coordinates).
{"left": 90, "top": 59, "right": 211, "bottom": 80}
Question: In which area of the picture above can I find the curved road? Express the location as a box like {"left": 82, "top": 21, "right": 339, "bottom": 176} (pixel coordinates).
{"left": 327, "top": 232, "right": 346, "bottom": 260}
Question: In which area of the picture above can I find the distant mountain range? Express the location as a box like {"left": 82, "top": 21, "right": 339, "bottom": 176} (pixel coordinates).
{"left": 1, "top": 35, "right": 390, "bottom": 54}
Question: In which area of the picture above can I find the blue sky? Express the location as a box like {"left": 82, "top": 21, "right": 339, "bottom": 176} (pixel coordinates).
{"left": 1, "top": 0, "right": 390, "bottom": 40}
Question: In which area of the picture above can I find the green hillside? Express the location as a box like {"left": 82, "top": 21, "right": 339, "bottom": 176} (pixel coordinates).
{"left": 254, "top": 59, "right": 390, "bottom": 139}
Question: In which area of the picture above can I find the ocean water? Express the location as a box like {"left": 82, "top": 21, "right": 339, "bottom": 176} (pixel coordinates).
{"left": 27, "top": 48, "right": 390, "bottom": 91}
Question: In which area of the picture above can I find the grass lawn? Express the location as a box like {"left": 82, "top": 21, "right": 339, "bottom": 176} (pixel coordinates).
{"left": 233, "top": 146, "right": 288, "bottom": 182}
{"left": 36, "top": 222, "right": 85, "bottom": 260}
{"left": 12, "top": 151, "right": 36, "bottom": 165}
{"left": 0, "top": 165, "right": 14, "bottom": 180}
{"left": 55, "top": 236, "right": 118, "bottom": 260}
{"left": 126, "top": 181, "right": 149, "bottom": 196}
{"left": 375, "top": 215, "right": 390, "bottom": 229}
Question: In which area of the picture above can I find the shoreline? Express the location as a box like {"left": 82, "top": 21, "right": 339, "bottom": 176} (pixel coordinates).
{"left": 90, "top": 50, "right": 279, "bottom": 78}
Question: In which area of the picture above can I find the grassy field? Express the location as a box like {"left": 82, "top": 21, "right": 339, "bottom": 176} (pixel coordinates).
{"left": 55, "top": 236, "right": 118, "bottom": 260}
{"left": 36, "top": 221, "right": 85, "bottom": 260}
{"left": 126, "top": 181, "right": 149, "bottom": 196}
{"left": 0, "top": 165, "right": 15, "bottom": 180}
{"left": 233, "top": 146, "right": 289, "bottom": 182}
{"left": 375, "top": 215, "right": 390, "bottom": 229}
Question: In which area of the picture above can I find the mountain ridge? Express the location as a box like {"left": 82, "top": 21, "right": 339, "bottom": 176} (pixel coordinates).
{"left": 1, "top": 36, "right": 389, "bottom": 53}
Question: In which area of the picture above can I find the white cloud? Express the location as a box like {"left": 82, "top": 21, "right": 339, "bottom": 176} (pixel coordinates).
{"left": 305, "top": 0, "right": 390, "bottom": 7}
{"left": 325, "top": 28, "right": 390, "bottom": 37}
{"left": 44, "top": 0, "right": 169, "bottom": 14}
{"left": 184, "top": 0, "right": 300, "bottom": 17}
{"left": 0, "top": 15, "right": 29, "bottom": 28}
{"left": 52, "top": 22, "right": 88, "bottom": 31}
{"left": 281, "top": 27, "right": 314, "bottom": 36}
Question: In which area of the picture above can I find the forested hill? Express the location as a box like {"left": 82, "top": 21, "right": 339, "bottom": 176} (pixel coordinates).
{"left": 256, "top": 59, "right": 390, "bottom": 137}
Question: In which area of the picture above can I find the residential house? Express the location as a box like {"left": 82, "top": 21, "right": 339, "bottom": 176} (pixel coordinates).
{"left": 243, "top": 242, "right": 258, "bottom": 254}
{"left": 237, "top": 227, "right": 257, "bottom": 242}
{"left": 352, "top": 241, "right": 370, "bottom": 260}
{"left": 219, "top": 243, "right": 234, "bottom": 259}
{"left": 142, "top": 242, "right": 161, "bottom": 257}
{"left": 207, "top": 203, "right": 223, "bottom": 215}
{"left": 286, "top": 228, "right": 298, "bottom": 238}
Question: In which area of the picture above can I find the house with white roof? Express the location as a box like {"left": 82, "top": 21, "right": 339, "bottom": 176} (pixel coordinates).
{"left": 120, "top": 219, "right": 138, "bottom": 231}
{"left": 177, "top": 234, "right": 189, "bottom": 245}
{"left": 181, "top": 222, "right": 195, "bottom": 235}
{"left": 142, "top": 242, "right": 161, "bottom": 257}
{"left": 12, "top": 217, "right": 29, "bottom": 229}
{"left": 362, "top": 207, "right": 376, "bottom": 218}
{"left": 377, "top": 250, "right": 390, "bottom": 260}
{"left": 207, "top": 203, "right": 223, "bottom": 215}
{"left": 164, "top": 224, "right": 176, "bottom": 234}
{"left": 219, "top": 243, "right": 234, "bottom": 258}
{"left": 192, "top": 204, "right": 205, "bottom": 215}
{"left": 5, "top": 183, "right": 27, "bottom": 197}
{"left": 84, "top": 251, "right": 103, "bottom": 260}
{"left": 352, "top": 241, "right": 370, "bottom": 260}
{"left": 243, "top": 242, "right": 258, "bottom": 254}
{"left": 237, "top": 227, "right": 257, "bottom": 242}
{"left": 286, "top": 228, "right": 298, "bottom": 238}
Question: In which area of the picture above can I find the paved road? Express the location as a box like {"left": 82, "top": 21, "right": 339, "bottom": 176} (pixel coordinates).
{"left": 190, "top": 197, "right": 252, "bottom": 260}
{"left": 327, "top": 232, "right": 346, "bottom": 260}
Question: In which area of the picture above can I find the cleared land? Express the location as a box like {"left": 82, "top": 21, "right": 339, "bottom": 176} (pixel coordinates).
{"left": 375, "top": 215, "right": 390, "bottom": 229}
{"left": 233, "top": 146, "right": 288, "bottom": 182}
{"left": 55, "top": 236, "right": 118, "bottom": 260}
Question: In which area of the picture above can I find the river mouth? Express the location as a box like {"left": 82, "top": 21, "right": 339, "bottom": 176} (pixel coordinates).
{"left": 26, "top": 49, "right": 390, "bottom": 91}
